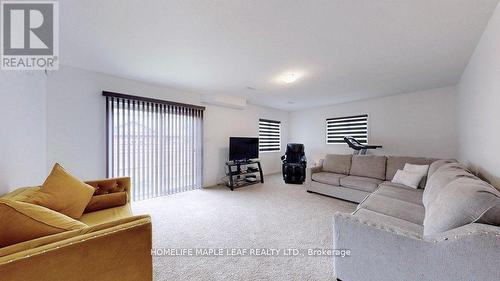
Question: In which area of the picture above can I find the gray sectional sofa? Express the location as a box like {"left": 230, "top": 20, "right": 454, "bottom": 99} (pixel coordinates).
{"left": 306, "top": 154, "right": 500, "bottom": 281}
{"left": 306, "top": 154, "right": 435, "bottom": 203}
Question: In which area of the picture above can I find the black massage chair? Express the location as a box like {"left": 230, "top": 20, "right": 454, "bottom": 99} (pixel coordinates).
{"left": 281, "top": 143, "right": 307, "bottom": 184}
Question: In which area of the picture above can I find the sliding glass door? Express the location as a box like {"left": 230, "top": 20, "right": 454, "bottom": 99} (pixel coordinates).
{"left": 105, "top": 93, "right": 204, "bottom": 201}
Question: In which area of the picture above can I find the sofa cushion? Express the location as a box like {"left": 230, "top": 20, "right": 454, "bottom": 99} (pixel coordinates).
{"left": 357, "top": 193, "right": 425, "bottom": 225}
{"left": 0, "top": 199, "right": 87, "bottom": 247}
{"left": 340, "top": 176, "right": 383, "bottom": 193}
{"left": 353, "top": 208, "right": 423, "bottom": 237}
{"left": 423, "top": 177, "right": 500, "bottom": 236}
{"left": 375, "top": 182, "right": 424, "bottom": 205}
{"left": 26, "top": 163, "right": 95, "bottom": 219}
{"left": 323, "top": 154, "right": 352, "bottom": 175}
{"left": 422, "top": 163, "right": 477, "bottom": 209}
{"left": 349, "top": 155, "right": 387, "bottom": 180}
{"left": 427, "top": 159, "right": 457, "bottom": 178}
{"left": 385, "top": 156, "right": 435, "bottom": 187}
{"left": 311, "top": 172, "right": 345, "bottom": 186}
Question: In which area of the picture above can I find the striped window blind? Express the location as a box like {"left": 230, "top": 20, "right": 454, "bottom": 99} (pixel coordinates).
{"left": 326, "top": 114, "right": 368, "bottom": 144}
{"left": 259, "top": 119, "right": 281, "bottom": 152}
{"left": 104, "top": 92, "right": 204, "bottom": 201}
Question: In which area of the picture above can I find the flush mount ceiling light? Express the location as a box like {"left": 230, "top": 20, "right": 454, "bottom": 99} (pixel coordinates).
{"left": 281, "top": 72, "right": 299, "bottom": 83}
{"left": 273, "top": 71, "right": 305, "bottom": 85}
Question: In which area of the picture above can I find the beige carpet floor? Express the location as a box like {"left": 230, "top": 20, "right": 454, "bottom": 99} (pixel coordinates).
{"left": 132, "top": 174, "right": 356, "bottom": 281}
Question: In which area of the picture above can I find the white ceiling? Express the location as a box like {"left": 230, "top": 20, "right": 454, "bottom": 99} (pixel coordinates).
{"left": 60, "top": 0, "right": 499, "bottom": 110}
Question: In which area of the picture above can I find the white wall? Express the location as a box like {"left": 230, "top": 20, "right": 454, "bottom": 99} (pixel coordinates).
{"left": 46, "top": 66, "right": 288, "bottom": 187}
{"left": 46, "top": 66, "right": 200, "bottom": 180}
{"left": 457, "top": 2, "right": 500, "bottom": 188}
{"left": 0, "top": 72, "right": 47, "bottom": 194}
{"left": 203, "top": 104, "right": 288, "bottom": 186}
{"left": 289, "top": 86, "right": 457, "bottom": 165}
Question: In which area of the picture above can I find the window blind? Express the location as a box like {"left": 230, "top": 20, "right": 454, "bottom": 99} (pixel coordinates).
{"left": 104, "top": 92, "right": 204, "bottom": 201}
{"left": 259, "top": 119, "right": 281, "bottom": 152}
{"left": 326, "top": 114, "right": 368, "bottom": 144}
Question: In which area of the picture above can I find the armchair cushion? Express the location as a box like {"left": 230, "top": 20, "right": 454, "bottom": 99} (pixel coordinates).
{"left": 25, "top": 163, "right": 95, "bottom": 219}
{"left": 85, "top": 177, "right": 131, "bottom": 202}
{"left": 0, "top": 215, "right": 152, "bottom": 281}
{"left": 79, "top": 204, "right": 133, "bottom": 226}
{"left": 0, "top": 199, "right": 87, "bottom": 247}
{"left": 84, "top": 192, "right": 128, "bottom": 213}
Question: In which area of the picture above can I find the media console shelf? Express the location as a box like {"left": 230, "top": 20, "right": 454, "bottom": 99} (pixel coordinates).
{"left": 224, "top": 160, "right": 264, "bottom": 191}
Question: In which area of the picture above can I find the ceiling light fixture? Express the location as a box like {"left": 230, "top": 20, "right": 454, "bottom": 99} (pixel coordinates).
{"left": 281, "top": 73, "right": 299, "bottom": 83}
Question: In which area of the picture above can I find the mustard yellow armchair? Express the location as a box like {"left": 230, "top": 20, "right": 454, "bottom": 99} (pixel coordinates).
{"left": 0, "top": 177, "right": 152, "bottom": 281}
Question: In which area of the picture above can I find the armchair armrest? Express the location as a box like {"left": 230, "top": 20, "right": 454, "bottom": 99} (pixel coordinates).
{"left": 300, "top": 155, "right": 307, "bottom": 163}
{"left": 0, "top": 215, "right": 152, "bottom": 281}
{"left": 85, "top": 177, "right": 132, "bottom": 202}
{"left": 333, "top": 212, "right": 500, "bottom": 281}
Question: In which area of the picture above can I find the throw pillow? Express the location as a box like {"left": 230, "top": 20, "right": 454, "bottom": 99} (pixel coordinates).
{"left": 403, "top": 163, "right": 429, "bottom": 177}
{"left": 0, "top": 199, "right": 87, "bottom": 247}
{"left": 391, "top": 169, "right": 423, "bottom": 189}
{"left": 26, "top": 163, "right": 95, "bottom": 219}
{"left": 403, "top": 163, "right": 429, "bottom": 187}
{"left": 84, "top": 192, "right": 128, "bottom": 213}
{"left": 423, "top": 177, "right": 500, "bottom": 236}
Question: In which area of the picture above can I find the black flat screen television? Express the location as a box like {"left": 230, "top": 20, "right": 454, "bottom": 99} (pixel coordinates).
{"left": 229, "top": 137, "right": 259, "bottom": 161}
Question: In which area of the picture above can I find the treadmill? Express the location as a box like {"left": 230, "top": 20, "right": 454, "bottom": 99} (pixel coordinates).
{"left": 343, "top": 136, "right": 382, "bottom": 155}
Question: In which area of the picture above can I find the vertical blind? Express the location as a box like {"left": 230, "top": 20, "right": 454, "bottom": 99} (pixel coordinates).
{"left": 326, "top": 114, "right": 368, "bottom": 144}
{"left": 105, "top": 92, "right": 204, "bottom": 201}
{"left": 259, "top": 118, "right": 281, "bottom": 152}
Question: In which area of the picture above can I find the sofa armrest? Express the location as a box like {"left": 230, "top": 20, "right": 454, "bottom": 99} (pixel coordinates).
{"left": 0, "top": 215, "right": 152, "bottom": 281}
{"left": 333, "top": 212, "right": 500, "bottom": 281}
{"left": 424, "top": 222, "right": 500, "bottom": 242}
{"left": 306, "top": 159, "right": 323, "bottom": 186}
{"left": 85, "top": 177, "right": 132, "bottom": 202}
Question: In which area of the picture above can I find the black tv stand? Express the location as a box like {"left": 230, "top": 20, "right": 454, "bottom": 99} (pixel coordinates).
{"left": 224, "top": 160, "right": 264, "bottom": 191}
